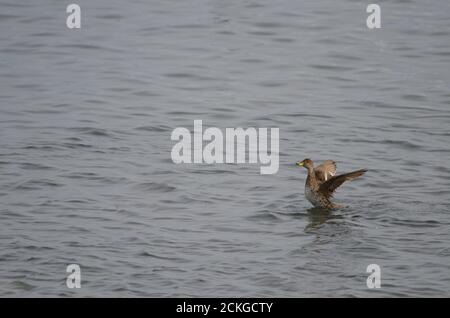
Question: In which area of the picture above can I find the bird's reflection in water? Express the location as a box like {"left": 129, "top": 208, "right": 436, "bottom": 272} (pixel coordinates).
{"left": 304, "top": 207, "right": 344, "bottom": 232}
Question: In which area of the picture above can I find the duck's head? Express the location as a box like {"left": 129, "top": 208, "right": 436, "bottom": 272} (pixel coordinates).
{"left": 296, "top": 158, "right": 313, "bottom": 170}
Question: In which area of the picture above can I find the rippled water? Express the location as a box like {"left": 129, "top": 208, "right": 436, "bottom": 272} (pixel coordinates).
{"left": 1, "top": 0, "right": 450, "bottom": 297}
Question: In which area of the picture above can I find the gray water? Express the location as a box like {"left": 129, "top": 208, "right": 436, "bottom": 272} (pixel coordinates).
{"left": 1, "top": 0, "right": 450, "bottom": 297}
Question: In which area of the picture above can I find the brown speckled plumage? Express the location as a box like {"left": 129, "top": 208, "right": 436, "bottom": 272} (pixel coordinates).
{"left": 296, "top": 159, "right": 367, "bottom": 209}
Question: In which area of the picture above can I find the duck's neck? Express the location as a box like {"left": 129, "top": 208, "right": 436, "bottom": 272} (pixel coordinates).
{"left": 306, "top": 167, "right": 318, "bottom": 188}
{"left": 307, "top": 166, "right": 315, "bottom": 178}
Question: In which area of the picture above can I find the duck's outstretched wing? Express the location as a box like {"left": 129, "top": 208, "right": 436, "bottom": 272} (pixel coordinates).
{"left": 319, "top": 169, "right": 367, "bottom": 198}
{"left": 314, "top": 160, "right": 337, "bottom": 182}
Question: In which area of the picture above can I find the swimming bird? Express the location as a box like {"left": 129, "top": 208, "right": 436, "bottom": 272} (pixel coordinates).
{"left": 296, "top": 159, "right": 367, "bottom": 209}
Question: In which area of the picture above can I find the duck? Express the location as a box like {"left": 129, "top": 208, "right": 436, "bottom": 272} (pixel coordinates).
{"left": 296, "top": 159, "right": 367, "bottom": 209}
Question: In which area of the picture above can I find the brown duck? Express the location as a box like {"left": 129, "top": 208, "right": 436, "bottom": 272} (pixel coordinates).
{"left": 296, "top": 159, "right": 367, "bottom": 209}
